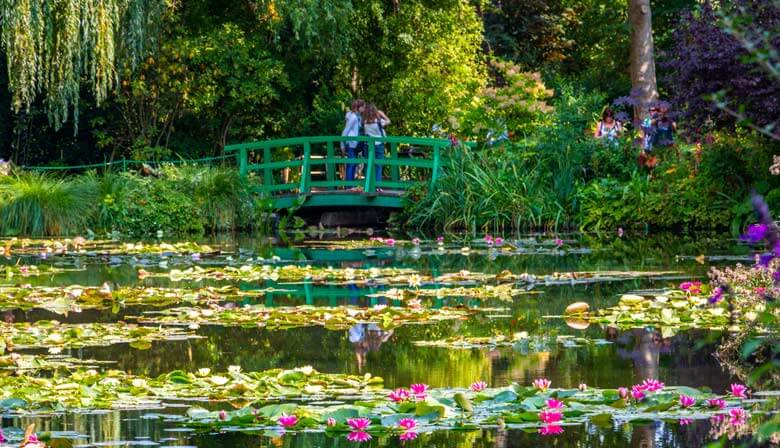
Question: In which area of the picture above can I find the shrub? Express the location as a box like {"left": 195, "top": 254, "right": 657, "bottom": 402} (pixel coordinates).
{"left": 0, "top": 171, "right": 99, "bottom": 236}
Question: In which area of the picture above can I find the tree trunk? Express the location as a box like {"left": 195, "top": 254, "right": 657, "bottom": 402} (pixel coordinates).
{"left": 628, "top": 0, "right": 658, "bottom": 120}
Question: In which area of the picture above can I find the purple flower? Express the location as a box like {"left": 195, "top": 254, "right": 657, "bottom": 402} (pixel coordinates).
{"left": 742, "top": 223, "right": 769, "bottom": 244}
{"left": 347, "top": 431, "right": 372, "bottom": 442}
{"left": 709, "top": 286, "right": 724, "bottom": 304}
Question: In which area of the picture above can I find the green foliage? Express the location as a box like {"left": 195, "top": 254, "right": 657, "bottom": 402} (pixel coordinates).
{"left": 0, "top": 172, "right": 98, "bottom": 236}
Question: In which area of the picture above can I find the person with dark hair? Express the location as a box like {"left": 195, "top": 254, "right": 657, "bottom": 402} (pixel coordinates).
{"left": 653, "top": 105, "right": 676, "bottom": 147}
{"left": 594, "top": 107, "right": 623, "bottom": 142}
{"left": 341, "top": 99, "right": 365, "bottom": 182}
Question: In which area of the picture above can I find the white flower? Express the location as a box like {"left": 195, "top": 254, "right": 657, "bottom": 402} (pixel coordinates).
{"left": 228, "top": 365, "right": 242, "bottom": 374}
{"left": 408, "top": 274, "right": 422, "bottom": 288}
{"left": 197, "top": 368, "right": 211, "bottom": 376}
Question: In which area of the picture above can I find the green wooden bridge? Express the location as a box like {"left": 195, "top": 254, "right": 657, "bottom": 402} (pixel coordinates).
{"left": 225, "top": 135, "right": 462, "bottom": 209}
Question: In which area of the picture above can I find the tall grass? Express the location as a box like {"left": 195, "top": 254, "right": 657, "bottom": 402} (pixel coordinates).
{"left": 0, "top": 172, "right": 99, "bottom": 236}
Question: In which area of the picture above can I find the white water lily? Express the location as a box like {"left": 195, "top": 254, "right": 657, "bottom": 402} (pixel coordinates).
{"left": 345, "top": 268, "right": 356, "bottom": 280}
{"left": 296, "top": 366, "right": 314, "bottom": 375}
{"left": 197, "top": 368, "right": 211, "bottom": 376}
{"left": 745, "top": 311, "right": 758, "bottom": 321}
{"left": 369, "top": 267, "right": 381, "bottom": 278}
{"left": 210, "top": 375, "right": 230, "bottom": 386}
{"left": 131, "top": 378, "right": 148, "bottom": 388}
{"left": 408, "top": 274, "right": 422, "bottom": 288}
{"left": 228, "top": 365, "right": 242, "bottom": 374}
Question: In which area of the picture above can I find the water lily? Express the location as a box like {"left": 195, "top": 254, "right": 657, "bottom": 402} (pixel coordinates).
{"left": 532, "top": 378, "right": 551, "bottom": 392}
{"left": 347, "top": 417, "right": 371, "bottom": 431}
{"left": 641, "top": 379, "right": 664, "bottom": 392}
{"left": 398, "top": 418, "right": 416, "bottom": 430}
{"left": 411, "top": 238, "right": 421, "bottom": 246}
{"left": 436, "top": 236, "right": 444, "bottom": 245}
{"left": 347, "top": 431, "right": 372, "bottom": 442}
{"left": 386, "top": 238, "right": 396, "bottom": 247}
{"left": 631, "top": 386, "right": 646, "bottom": 401}
{"left": 578, "top": 383, "right": 587, "bottom": 391}
{"left": 191, "top": 253, "right": 201, "bottom": 261}
{"left": 546, "top": 398, "right": 565, "bottom": 409}
{"left": 408, "top": 274, "right": 422, "bottom": 288}
{"left": 554, "top": 238, "right": 563, "bottom": 247}
{"left": 730, "top": 383, "right": 748, "bottom": 398}
{"left": 228, "top": 365, "right": 242, "bottom": 374}
{"left": 706, "top": 398, "right": 726, "bottom": 410}
{"left": 679, "top": 281, "right": 702, "bottom": 295}
{"left": 389, "top": 388, "right": 411, "bottom": 402}
{"left": 470, "top": 380, "right": 487, "bottom": 392}
{"left": 218, "top": 410, "right": 227, "bottom": 421}
{"left": 327, "top": 417, "right": 336, "bottom": 427}
{"left": 618, "top": 387, "right": 629, "bottom": 399}
{"left": 399, "top": 431, "right": 417, "bottom": 441}
{"left": 494, "top": 237, "right": 504, "bottom": 246}
{"left": 410, "top": 383, "right": 429, "bottom": 399}
{"left": 728, "top": 408, "right": 747, "bottom": 425}
{"left": 679, "top": 394, "right": 696, "bottom": 408}
{"left": 539, "top": 409, "right": 563, "bottom": 424}
{"left": 539, "top": 424, "right": 564, "bottom": 435}
{"left": 0, "top": 428, "right": 4, "bottom": 443}
{"left": 278, "top": 414, "right": 298, "bottom": 428}
{"left": 679, "top": 418, "right": 692, "bottom": 426}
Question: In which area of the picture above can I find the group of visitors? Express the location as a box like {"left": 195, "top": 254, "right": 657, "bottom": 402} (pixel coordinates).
{"left": 341, "top": 99, "right": 391, "bottom": 189}
{"left": 594, "top": 104, "right": 677, "bottom": 169}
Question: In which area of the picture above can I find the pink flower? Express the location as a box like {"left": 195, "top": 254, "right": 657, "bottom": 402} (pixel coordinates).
{"left": 729, "top": 408, "right": 747, "bottom": 425}
{"left": 539, "top": 424, "right": 564, "bottom": 435}
{"left": 410, "top": 383, "right": 429, "bottom": 399}
{"left": 539, "top": 409, "right": 563, "bottom": 424}
{"left": 19, "top": 266, "right": 28, "bottom": 274}
{"left": 707, "top": 398, "right": 726, "bottom": 410}
{"left": 218, "top": 410, "right": 228, "bottom": 421}
{"left": 327, "top": 417, "right": 337, "bottom": 426}
{"left": 347, "top": 431, "right": 372, "bottom": 442}
{"left": 389, "top": 388, "right": 411, "bottom": 402}
{"left": 436, "top": 236, "right": 444, "bottom": 244}
{"left": 578, "top": 383, "right": 587, "bottom": 391}
{"left": 554, "top": 238, "right": 564, "bottom": 247}
{"left": 494, "top": 237, "right": 504, "bottom": 246}
{"left": 0, "top": 428, "right": 4, "bottom": 443}
{"left": 618, "top": 227, "right": 624, "bottom": 237}
{"left": 679, "top": 418, "right": 692, "bottom": 426}
{"left": 730, "top": 383, "right": 748, "bottom": 398}
{"left": 641, "top": 379, "right": 665, "bottom": 392}
{"left": 631, "top": 386, "right": 646, "bottom": 401}
{"left": 399, "top": 431, "right": 418, "bottom": 441}
{"left": 532, "top": 378, "right": 551, "bottom": 392}
{"left": 679, "top": 394, "right": 696, "bottom": 408}
{"left": 398, "top": 418, "right": 416, "bottom": 430}
{"left": 545, "top": 399, "right": 565, "bottom": 410}
{"left": 412, "top": 238, "right": 421, "bottom": 246}
{"left": 618, "top": 387, "right": 629, "bottom": 399}
{"left": 278, "top": 414, "right": 298, "bottom": 428}
{"left": 386, "top": 238, "right": 396, "bottom": 247}
{"left": 484, "top": 235, "right": 494, "bottom": 243}
{"left": 347, "top": 417, "right": 371, "bottom": 431}
{"left": 679, "top": 281, "right": 702, "bottom": 294}
{"left": 470, "top": 381, "right": 487, "bottom": 392}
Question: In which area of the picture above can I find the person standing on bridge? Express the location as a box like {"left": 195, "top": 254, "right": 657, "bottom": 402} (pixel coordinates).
{"left": 341, "top": 99, "right": 365, "bottom": 183}
{"left": 361, "top": 104, "right": 390, "bottom": 190}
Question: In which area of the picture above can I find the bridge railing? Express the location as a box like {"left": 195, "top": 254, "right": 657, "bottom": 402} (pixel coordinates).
{"left": 225, "top": 135, "right": 459, "bottom": 197}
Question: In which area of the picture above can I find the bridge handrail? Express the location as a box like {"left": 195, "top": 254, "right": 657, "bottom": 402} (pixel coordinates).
{"left": 224, "top": 135, "right": 468, "bottom": 153}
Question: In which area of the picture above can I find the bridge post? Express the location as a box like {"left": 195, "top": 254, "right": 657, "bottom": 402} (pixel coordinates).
{"left": 364, "top": 140, "right": 376, "bottom": 194}
{"left": 326, "top": 141, "right": 335, "bottom": 190}
{"left": 390, "top": 142, "right": 399, "bottom": 182}
{"left": 238, "top": 147, "right": 248, "bottom": 177}
{"left": 299, "top": 141, "right": 311, "bottom": 195}
{"left": 430, "top": 143, "right": 441, "bottom": 191}
{"left": 263, "top": 145, "right": 272, "bottom": 190}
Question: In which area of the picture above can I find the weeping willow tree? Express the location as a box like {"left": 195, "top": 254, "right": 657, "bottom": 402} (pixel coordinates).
{"left": 0, "top": 0, "right": 169, "bottom": 130}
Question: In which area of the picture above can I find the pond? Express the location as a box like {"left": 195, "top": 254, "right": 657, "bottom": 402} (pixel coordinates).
{"left": 0, "top": 231, "right": 771, "bottom": 447}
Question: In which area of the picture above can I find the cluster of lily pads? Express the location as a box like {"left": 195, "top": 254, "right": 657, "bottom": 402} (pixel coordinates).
{"left": 412, "top": 333, "right": 611, "bottom": 350}
{"left": 1, "top": 237, "right": 223, "bottom": 257}
{"left": 134, "top": 304, "right": 476, "bottom": 331}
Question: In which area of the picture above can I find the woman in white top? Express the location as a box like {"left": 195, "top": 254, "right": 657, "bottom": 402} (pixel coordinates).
{"left": 361, "top": 103, "right": 390, "bottom": 189}
{"left": 341, "top": 99, "right": 365, "bottom": 181}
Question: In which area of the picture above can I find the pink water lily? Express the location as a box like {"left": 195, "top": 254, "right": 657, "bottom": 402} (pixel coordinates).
{"left": 410, "top": 383, "right": 429, "bottom": 399}
{"left": 679, "top": 281, "right": 702, "bottom": 294}
{"left": 679, "top": 418, "right": 692, "bottom": 426}
{"left": 641, "top": 379, "right": 665, "bottom": 392}
{"left": 218, "top": 410, "right": 228, "bottom": 421}
{"left": 389, "top": 388, "right": 411, "bottom": 402}
{"left": 436, "top": 236, "right": 444, "bottom": 243}
{"left": 545, "top": 399, "right": 565, "bottom": 409}
{"left": 385, "top": 238, "right": 396, "bottom": 247}
{"left": 554, "top": 238, "right": 564, "bottom": 247}
{"left": 412, "top": 238, "right": 421, "bottom": 246}
{"left": 532, "top": 378, "right": 551, "bottom": 392}
{"left": 729, "top": 408, "right": 747, "bottom": 425}
{"left": 618, "top": 387, "right": 629, "bottom": 399}
{"left": 539, "top": 409, "right": 563, "bottom": 424}
{"left": 398, "top": 418, "right": 416, "bottom": 430}
{"left": 347, "top": 431, "right": 372, "bottom": 442}
{"left": 347, "top": 417, "right": 371, "bottom": 431}
{"left": 0, "top": 428, "right": 4, "bottom": 443}
{"left": 631, "top": 386, "right": 646, "bottom": 401}
{"left": 539, "top": 424, "right": 564, "bottom": 435}
{"left": 707, "top": 398, "right": 726, "bottom": 410}
{"left": 494, "top": 237, "right": 504, "bottom": 246}
{"left": 278, "top": 414, "right": 298, "bottom": 427}
{"left": 679, "top": 394, "right": 696, "bottom": 408}
{"left": 470, "top": 381, "right": 487, "bottom": 392}
{"left": 327, "top": 417, "right": 337, "bottom": 426}
{"left": 399, "top": 431, "right": 418, "bottom": 441}
{"left": 484, "top": 235, "right": 494, "bottom": 244}
{"left": 730, "top": 383, "right": 748, "bottom": 398}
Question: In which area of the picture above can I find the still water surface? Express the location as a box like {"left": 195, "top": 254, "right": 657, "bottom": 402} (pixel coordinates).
{"left": 0, "top": 232, "right": 755, "bottom": 447}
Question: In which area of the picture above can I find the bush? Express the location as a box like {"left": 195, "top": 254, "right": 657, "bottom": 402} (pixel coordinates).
{"left": 0, "top": 172, "right": 98, "bottom": 236}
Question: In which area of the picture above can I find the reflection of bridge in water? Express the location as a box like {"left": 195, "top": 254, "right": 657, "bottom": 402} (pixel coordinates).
{"left": 225, "top": 136, "right": 469, "bottom": 210}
